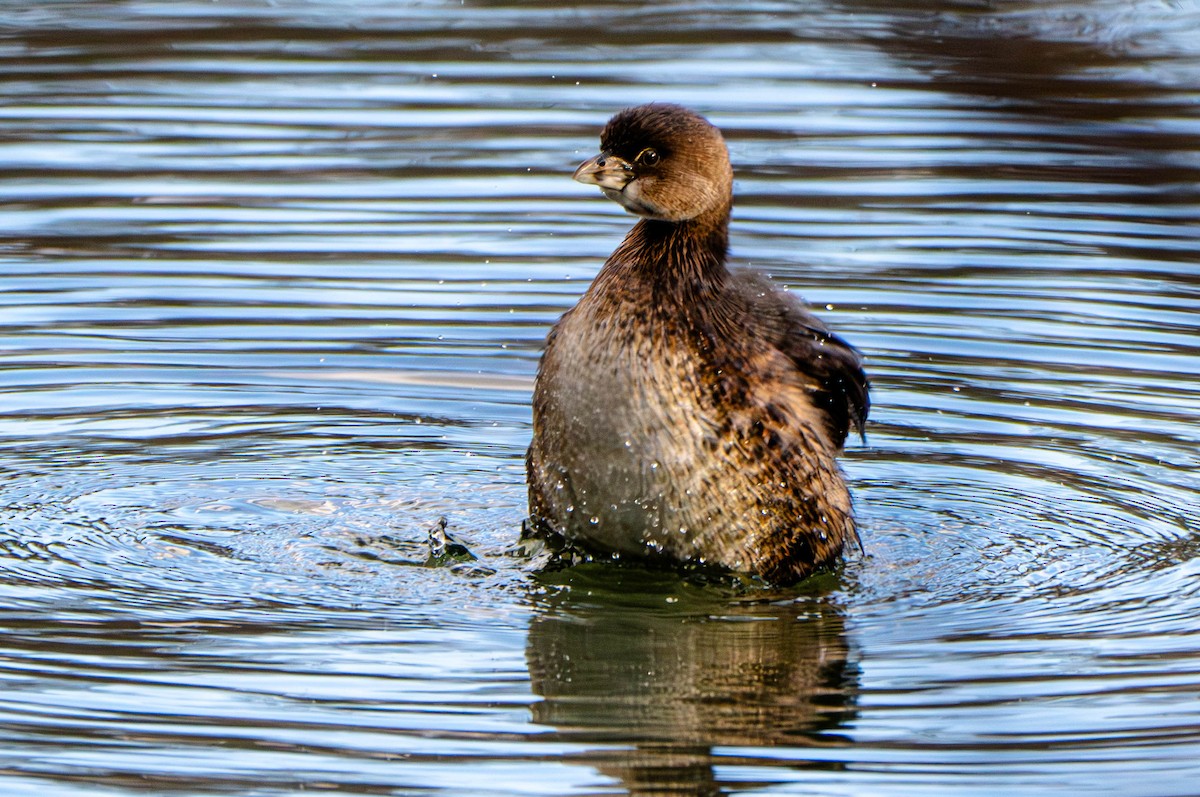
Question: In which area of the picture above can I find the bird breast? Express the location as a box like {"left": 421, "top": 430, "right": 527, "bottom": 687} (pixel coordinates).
{"left": 532, "top": 300, "right": 719, "bottom": 557}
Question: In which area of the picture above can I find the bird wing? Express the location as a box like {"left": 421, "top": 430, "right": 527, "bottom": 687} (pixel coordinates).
{"left": 728, "top": 270, "right": 869, "bottom": 449}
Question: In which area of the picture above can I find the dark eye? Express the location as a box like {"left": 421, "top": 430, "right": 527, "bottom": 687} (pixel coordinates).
{"left": 636, "top": 148, "right": 660, "bottom": 166}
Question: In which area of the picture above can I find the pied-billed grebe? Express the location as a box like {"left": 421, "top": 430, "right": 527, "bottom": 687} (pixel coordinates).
{"left": 526, "top": 103, "right": 869, "bottom": 585}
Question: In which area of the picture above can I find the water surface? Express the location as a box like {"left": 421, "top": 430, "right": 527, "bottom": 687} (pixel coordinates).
{"left": 2, "top": 1, "right": 1200, "bottom": 794}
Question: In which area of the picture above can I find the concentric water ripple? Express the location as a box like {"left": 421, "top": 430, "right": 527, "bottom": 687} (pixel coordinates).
{"left": 2, "top": 0, "right": 1199, "bottom": 794}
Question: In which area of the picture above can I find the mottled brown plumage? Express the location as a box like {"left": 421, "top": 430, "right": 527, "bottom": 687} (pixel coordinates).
{"left": 526, "top": 103, "right": 868, "bottom": 584}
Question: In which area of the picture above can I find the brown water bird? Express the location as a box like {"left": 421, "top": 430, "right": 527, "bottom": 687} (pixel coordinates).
{"left": 526, "top": 103, "right": 869, "bottom": 584}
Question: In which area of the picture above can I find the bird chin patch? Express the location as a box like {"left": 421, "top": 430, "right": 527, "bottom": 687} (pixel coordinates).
{"left": 603, "top": 185, "right": 678, "bottom": 221}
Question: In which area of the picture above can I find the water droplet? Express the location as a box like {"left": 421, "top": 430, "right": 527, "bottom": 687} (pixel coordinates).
{"left": 589, "top": 516, "right": 599, "bottom": 525}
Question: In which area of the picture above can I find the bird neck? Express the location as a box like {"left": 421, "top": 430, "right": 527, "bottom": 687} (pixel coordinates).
{"left": 609, "top": 203, "right": 731, "bottom": 292}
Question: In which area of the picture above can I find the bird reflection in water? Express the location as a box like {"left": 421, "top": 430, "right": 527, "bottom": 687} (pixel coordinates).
{"left": 525, "top": 569, "right": 859, "bottom": 795}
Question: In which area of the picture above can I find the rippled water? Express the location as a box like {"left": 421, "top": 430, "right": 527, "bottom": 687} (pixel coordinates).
{"left": 2, "top": 1, "right": 1199, "bottom": 794}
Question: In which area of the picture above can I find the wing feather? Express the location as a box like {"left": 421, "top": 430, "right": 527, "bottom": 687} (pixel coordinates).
{"left": 728, "top": 270, "right": 869, "bottom": 448}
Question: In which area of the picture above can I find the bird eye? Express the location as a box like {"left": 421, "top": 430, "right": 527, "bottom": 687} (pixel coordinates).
{"left": 636, "top": 148, "right": 660, "bottom": 166}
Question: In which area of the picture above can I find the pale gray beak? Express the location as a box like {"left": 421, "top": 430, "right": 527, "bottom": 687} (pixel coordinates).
{"left": 573, "top": 152, "right": 634, "bottom": 190}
